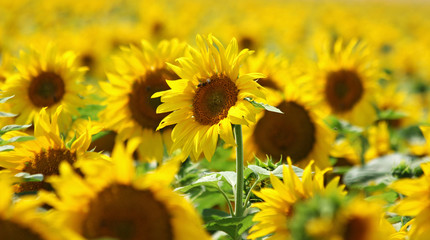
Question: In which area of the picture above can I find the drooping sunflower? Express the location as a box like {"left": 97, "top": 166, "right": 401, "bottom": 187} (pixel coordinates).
{"left": 315, "top": 38, "right": 380, "bottom": 127}
{"left": 243, "top": 78, "right": 335, "bottom": 168}
{"left": 3, "top": 44, "right": 87, "bottom": 130}
{"left": 248, "top": 158, "right": 346, "bottom": 240}
{"left": 99, "top": 39, "right": 187, "bottom": 162}
{"left": 154, "top": 34, "right": 265, "bottom": 161}
{"left": 0, "top": 172, "right": 82, "bottom": 240}
{"left": 0, "top": 106, "right": 104, "bottom": 193}
{"left": 390, "top": 157, "right": 430, "bottom": 240}
{"left": 40, "top": 139, "right": 211, "bottom": 240}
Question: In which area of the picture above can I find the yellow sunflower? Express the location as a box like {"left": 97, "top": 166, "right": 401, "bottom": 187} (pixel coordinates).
{"left": 0, "top": 106, "right": 104, "bottom": 193}
{"left": 305, "top": 197, "right": 407, "bottom": 240}
{"left": 315, "top": 38, "right": 380, "bottom": 127}
{"left": 40, "top": 139, "right": 211, "bottom": 240}
{"left": 3, "top": 44, "right": 88, "bottom": 130}
{"left": 243, "top": 79, "right": 335, "bottom": 168}
{"left": 154, "top": 34, "right": 265, "bottom": 161}
{"left": 390, "top": 159, "right": 430, "bottom": 240}
{"left": 99, "top": 39, "right": 187, "bottom": 162}
{"left": 0, "top": 172, "right": 82, "bottom": 240}
{"left": 248, "top": 158, "right": 346, "bottom": 240}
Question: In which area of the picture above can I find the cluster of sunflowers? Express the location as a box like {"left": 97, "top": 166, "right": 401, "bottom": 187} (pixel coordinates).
{"left": 1, "top": 0, "right": 430, "bottom": 239}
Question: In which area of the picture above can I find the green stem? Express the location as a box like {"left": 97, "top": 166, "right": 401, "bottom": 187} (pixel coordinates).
{"left": 243, "top": 176, "right": 260, "bottom": 209}
{"left": 234, "top": 124, "right": 244, "bottom": 217}
{"left": 217, "top": 186, "right": 234, "bottom": 216}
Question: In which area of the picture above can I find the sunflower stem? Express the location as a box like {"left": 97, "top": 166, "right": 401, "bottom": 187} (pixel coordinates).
{"left": 234, "top": 124, "right": 244, "bottom": 218}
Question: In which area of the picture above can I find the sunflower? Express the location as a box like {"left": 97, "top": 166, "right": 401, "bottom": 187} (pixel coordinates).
{"left": 154, "top": 34, "right": 265, "bottom": 161}
{"left": 99, "top": 39, "right": 187, "bottom": 162}
{"left": 243, "top": 78, "right": 335, "bottom": 168}
{"left": 315, "top": 38, "right": 380, "bottom": 127}
{"left": 2, "top": 44, "right": 87, "bottom": 130}
{"left": 0, "top": 106, "right": 104, "bottom": 193}
{"left": 40, "top": 139, "right": 211, "bottom": 240}
{"left": 303, "top": 196, "right": 407, "bottom": 240}
{"left": 248, "top": 158, "right": 346, "bottom": 240}
{"left": 0, "top": 172, "right": 82, "bottom": 240}
{"left": 390, "top": 158, "right": 430, "bottom": 240}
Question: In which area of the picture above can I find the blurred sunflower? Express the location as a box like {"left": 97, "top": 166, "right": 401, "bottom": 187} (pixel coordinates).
{"left": 2, "top": 44, "right": 87, "bottom": 130}
{"left": 99, "top": 39, "right": 187, "bottom": 162}
{"left": 315, "top": 39, "right": 379, "bottom": 126}
{"left": 390, "top": 157, "right": 430, "bottom": 240}
{"left": 0, "top": 173, "right": 81, "bottom": 240}
{"left": 302, "top": 196, "right": 406, "bottom": 240}
{"left": 0, "top": 106, "right": 104, "bottom": 193}
{"left": 243, "top": 79, "right": 335, "bottom": 168}
{"left": 248, "top": 158, "right": 346, "bottom": 240}
{"left": 40, "top": 140, "right": 211, "bottom": 240}
{"left": 154, "top": 34, "right": 265, "bottom": 161}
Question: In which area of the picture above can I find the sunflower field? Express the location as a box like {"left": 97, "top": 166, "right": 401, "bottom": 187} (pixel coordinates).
{"left": 0, "top": 0, "right": 430, "bottom": 239}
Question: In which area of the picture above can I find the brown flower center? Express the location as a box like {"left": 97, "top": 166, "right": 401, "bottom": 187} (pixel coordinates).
{"left": 193, "top": 75, "right": 238, "bottom": 125}
{"left": 343, "top": 216, "right": 369, "bottom": 240}
{"left": 324, "top": 69, "right": 364, "bottom": 113}
{"left": 239, "top": 36, "right": 256, "bottom": 50}
{"left": 258, "top": 77, "right": 280, "bottom": 91}
{"left": 82, "top": 184, "right": 173, "bottom": 240}
{"left": 28, "top": 71, "right": 65, "bottom": 107}
{"left": 253, "top": 101, "right": 316, "bottom": 162}
{"left": 17, "top": 148, "right": 77, "bottom": 192}
{"left": 128, "top": 68, "right": 178, "bottom": 130}
{"left": 0, "top": 219, "right": 43, "bottom": 240}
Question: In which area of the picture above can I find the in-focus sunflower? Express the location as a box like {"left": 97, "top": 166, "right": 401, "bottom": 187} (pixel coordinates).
{"left": 99, "top": 39, "right": 187, "bottom": 162}
{"left": 315, "top": 38, "right": 380, "bottom": 126}
{"left": 390, "top": 155, "right": 430, "bottom": 240}
{"left": 154, "top": 34, "right": 265, "bottom": 161}
{"left": 0, "top": 173, "right": 81, "bottom": 240}
{"left": 3, "top": 44, "right": 87, "bottom": 130}
{"left": 40, "top": 139, "right": 211, "bottom": 240}
{"left": 244, "top": 79, "right": 335, "bottom": 168}
{"left": 248, "top": 158, "right": 346, "bottom": 240}
{"left": 0, "top": 106, "right": 104, "bottom": 193}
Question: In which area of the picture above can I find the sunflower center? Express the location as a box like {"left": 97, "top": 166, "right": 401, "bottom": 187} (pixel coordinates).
{"left": 28, "top": 71, "right": 65, "bottom": 107}
{"left": 253, "top": 101, "right": 316, "bottom": 162}
{"left": 17, "top": 148, "right": 77, "bottom": 192}
{"left": 193, "top": 75, "right": 238, "bottom": 125}
{"left": 324, "top": 69, "right": 364, "bottom": 113}
{"left": 82, "top": 184, "right": 173, "bottom": 240}
{"left": 343, "top": 216, "right": 369, "bottom": 240}
{"left": 239, "top": 36, "right": 255, "bottom": 50}
{"left": 128, "top": 68, "right": 178, "bottom": 130}
{"left": 259, "top": 77, "right": 280, "bottom": 90}
{"left": 0, "top": 219, "right": 43, "bottom": 240}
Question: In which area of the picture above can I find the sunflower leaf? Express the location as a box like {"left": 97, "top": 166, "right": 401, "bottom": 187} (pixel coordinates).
{"left": 0, "top": 124, "right": 32, "bottom": 134}
{"left": 175, "top": 173, "right": 221, "bottom": 192}
{"left": 0, "top": 112, "right": 17, "bottom": 118}
{"left": 0, "top": 95, "right": 14, "bottom": 103}
{"left": 272, "top": 164, "right": 304, "bottom": 178}
{"left": 205, "top": 214, "right": 255, "bottom": 239}
{"left": 3, "top": 136, "right": 35, "bottom": 144}
{"left": 14, "top": 172, "right": 44, "bottom": 182}
{"left": 0, "top": 145, "right": 14, "bottom": 151}
{"left": 244, "top": 97, "right": 283, "bottom": 114}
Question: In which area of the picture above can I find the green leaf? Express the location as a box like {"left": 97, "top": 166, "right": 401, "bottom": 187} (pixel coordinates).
{"left": 78, "top": 104, "right": 106, "bottom": 121}
{"left": 3, "top": 136, "right": 35, "bottom": 144}
{"left": 0, "top": 95, "right": 14, "bottom": 103}
{"left": 14, "top": 172, "right": 44, "bottom": 182}
{"left": 218, "top": 171, "right": 237, "bottom": 189}
{"left": 244, "top": 97, "right": 283, "bottom": 114}
{"left": 247, "top": 165, "right": 271, "bottom": 177}
{"left": 175, "top": 173, "right": 221, "bottom": 193}
{"left": 205, "top": 214, "right": 255, "bottom": 239}
{"left": 378, "top": 109, "right": 407, "bottom": 120}
{"left": 0, "top": 124, "right": 32, "bottom": 134}
{"left": 0, "top": 145, "right": 14, "bottom": 151}
{"left": 344, "top": 153, "right": 407, "bottom": 186}
{"left": 0, "top": 112, "right": 17, "bottom": 118}
{"left": 387, "top": 216, "right": 402, "bottom": 224}
{"left": 91, "top": 130, "right": 112, "bottom": 142}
